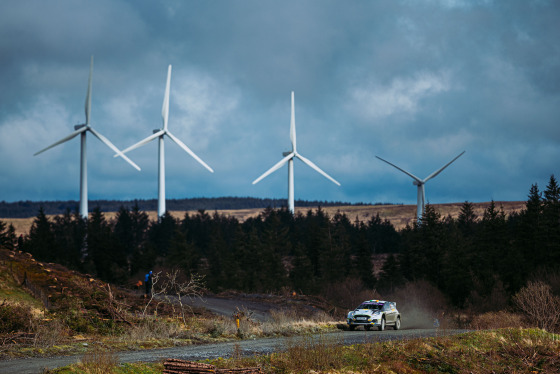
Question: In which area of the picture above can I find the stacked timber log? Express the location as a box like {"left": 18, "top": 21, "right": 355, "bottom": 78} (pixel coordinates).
{"left": 216, "top": 369, "right": 264, "bottom": 374}
{"left": 163, "top": 358, "right": 263, "bottom": 374}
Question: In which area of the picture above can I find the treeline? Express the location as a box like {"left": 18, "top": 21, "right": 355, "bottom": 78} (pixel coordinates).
{"left": 3, "top": 205, "right": 400, "bottom": 294}
{"left": 2, "top": 176, "right": 560, "bottom": 310}
{"left": 0, "top": 197, "right": 378, "bottom": 218}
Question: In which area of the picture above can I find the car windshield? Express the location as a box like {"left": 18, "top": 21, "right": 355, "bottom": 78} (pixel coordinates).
{"left": 357, "top": 303, "right": 381, "bottom": 310}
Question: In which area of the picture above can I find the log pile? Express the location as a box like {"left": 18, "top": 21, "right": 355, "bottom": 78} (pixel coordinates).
{"left": 163, "top": 358, "right": 263, "bottom": 374}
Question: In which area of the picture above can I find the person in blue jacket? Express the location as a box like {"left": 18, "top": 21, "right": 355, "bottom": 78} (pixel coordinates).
{"left": 144, "top": 271, "right": 153, "bottom": 298}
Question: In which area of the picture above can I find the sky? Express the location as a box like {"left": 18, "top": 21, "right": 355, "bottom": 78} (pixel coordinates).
{"left": 1, "top": 0, "right": 559, "bottom": 208}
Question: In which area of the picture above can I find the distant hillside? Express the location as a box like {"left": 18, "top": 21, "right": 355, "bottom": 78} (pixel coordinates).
{"left": 3, "top": 201, "right": 525, "bottom": 237}
{"left": 0, "top": 197, "right": 383, "bottom": 218}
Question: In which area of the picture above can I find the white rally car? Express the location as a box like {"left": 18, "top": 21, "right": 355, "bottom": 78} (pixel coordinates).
{"left": 347, "top": 300, "right": 401, "bottom": 331}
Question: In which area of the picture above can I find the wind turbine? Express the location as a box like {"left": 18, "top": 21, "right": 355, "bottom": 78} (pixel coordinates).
{"left": 34, "top": 56, "right": 140, "bottom": 220}
{"left": 116, "top": 65, "right": 214, "bottom": 218}
{"left": 376, "top": 151, "right": 465, "bottom": 221}
{"left": 252, "top": 91, "right": 340, "bottom": 214}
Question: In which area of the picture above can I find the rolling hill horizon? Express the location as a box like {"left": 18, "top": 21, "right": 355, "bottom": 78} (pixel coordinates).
{"left": 2, "top": 199, "right": 526, "bottom": 236}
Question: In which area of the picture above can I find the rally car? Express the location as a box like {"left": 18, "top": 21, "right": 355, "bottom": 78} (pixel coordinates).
{"left": 347, "top": 300, "right": 401, "bottom": 331}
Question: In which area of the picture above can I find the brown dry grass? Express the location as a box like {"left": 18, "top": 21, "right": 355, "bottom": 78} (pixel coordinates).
{"left": 4, "top": 201, "right": 525, "bottom": 236}
{"left": 469, "top": 311, "right": 527, "bottom": 330}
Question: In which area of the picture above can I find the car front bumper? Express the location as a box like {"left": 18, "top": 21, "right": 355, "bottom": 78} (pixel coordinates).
{"left": 347, "top": 318, "right": 381, "bottom": 326}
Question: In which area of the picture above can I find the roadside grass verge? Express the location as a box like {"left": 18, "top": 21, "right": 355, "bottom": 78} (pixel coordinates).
{"left": 46, "top": 328, "right": 560, "bottom": 373}
{"left": 0, "top": 308, "right": 339, "bottom": 359}
{"left": 213, "top": 328, "right": 560, "bottom": 373}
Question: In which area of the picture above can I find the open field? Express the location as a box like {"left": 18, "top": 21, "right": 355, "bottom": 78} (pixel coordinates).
{"left": 3, "top": 201, "right": 526, "bottom": 236}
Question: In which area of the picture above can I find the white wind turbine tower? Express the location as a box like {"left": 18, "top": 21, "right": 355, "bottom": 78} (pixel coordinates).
{"left": 376, "top": 151, "right": 465, "bottom": 221}
{"left": 34, "top": 56, "right": 140, "bottom": 219}
{"left": 116, "top": 65, "right": 214, "bottom": 218}
{"left": 252, "top": 91, "right": 341, "bottom": 214}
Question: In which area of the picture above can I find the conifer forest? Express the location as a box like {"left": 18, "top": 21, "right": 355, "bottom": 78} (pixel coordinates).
{"left": 2, "top": 175, "right": 560, "bottom": 311}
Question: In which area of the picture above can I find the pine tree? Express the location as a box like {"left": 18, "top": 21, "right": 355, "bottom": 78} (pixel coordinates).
{"left": 148, "top": 212, "right": 177, "bottom": 257}
{"left": 441, "top": 204, "right": 475, "bottom": 306}
{"left": 25, "top": 207, "right": 56, "bottom": 261}
{"left": 166, "top": 229, "right": 201, "bottom": 274}
{"left": 0, "top": 220, "right": 17, "bottom": 249}
{"left": 319, "top": 213, "right": 352, "bottom": 284}
{"left": 290, "top": 243, "right": 316, "bottom": 293}
{"left": 52, "top": 208, "right": 86, "bottom": 269}
{"left": 86, "top": 207, "right": 126, "bottom": 283}
{"left": 518, "top": 184, "right": 543, "bottom": 270}
{"left": 475, "top": 201, "right": 513, "bottom": 294}
{"left": 542, "top": 175, "right": 560, "bottom": 264}
{"left": 401, "top": 204, "right": 447, "bottom": 287}
{"left": 354, "top": 222, "right": 376, "bottom": 288}
{"left": 258, "top": 210, "right": 289, "bottom": 291}
{"left": 457, "top": 201, "right": 478, "bottom": 237}
{"left": 377, "top": 254, "right": 404, "bottom": 293}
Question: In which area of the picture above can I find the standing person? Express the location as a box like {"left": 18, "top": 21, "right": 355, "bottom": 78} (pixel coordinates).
{"left": 144, "top": 271, "right": 153, "bottom": 298}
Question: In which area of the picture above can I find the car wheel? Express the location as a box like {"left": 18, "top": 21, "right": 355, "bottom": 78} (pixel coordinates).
{"left": 378, "top": 317, "right": 385, "bottom": 331}
{"left": 364, "top": 325, "right": 371, "bottom": 331}
{"left": 349, "top": 325, "right": 355, "bottom": 331}
{"left": 393, "top": 317, "right": 401, "bottom": 330}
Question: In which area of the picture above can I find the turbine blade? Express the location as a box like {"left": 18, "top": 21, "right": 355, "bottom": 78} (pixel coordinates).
{"left": 252, "top": 153, "right": 293, "bottom": 184}
{"left": 162, "top": 65, "right": 172, "bottom": 130}
{"left": 166, "top": 131, "right": 214, "bottom": 173}
{"left": 89, "top": 128, "right": 141, "bottom": 171}
{"left": 296, "top": 153, "right": 341, "bottom": 186}
{"left": 117, "top": 131, "right": 164, "bottom": 155}
{"left": 375, "top": 155, "right": 422, "bottom": 182}
{"left": 85, "top": 56, "right": 93, "bottom": 125}
{"left": 290, "top": 91, "right": 296, "bottom": 152}
{"left": 33, "top": 127, "right": 86, "bottom": 156}
{"left": 423, "top": 151, "right": 465, "bottom": 182}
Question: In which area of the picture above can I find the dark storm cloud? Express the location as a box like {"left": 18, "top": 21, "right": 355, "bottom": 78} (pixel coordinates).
{"left": 1, "top": 0, "right": 559, "bottom": 207}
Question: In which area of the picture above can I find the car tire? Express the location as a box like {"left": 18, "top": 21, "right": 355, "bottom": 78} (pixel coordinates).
{"left": 378, "top": 317, "right": 385, "bottom": 331}
{"left": 364, "top": 325, "right": 371, "bottom": 331}
{"left": 393, "top": 317, "right": 401, "bottom": 330}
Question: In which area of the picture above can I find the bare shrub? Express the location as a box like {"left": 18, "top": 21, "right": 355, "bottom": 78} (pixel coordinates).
{"left": 77, "top": 347, "right": 118, "bottom": 374}
{"left": 274, "top": 334, "right": 344, "bottom": 372}
{"left": 161, "top": 270, "right": 205, "bottom": 324}
{"left": 199, "top": 317, "right": 234, "bottom": 338}
{"left": 143, "top": 270, "right": 205, "bottom": 323}
{"left": 386, "top": 280, "right": 449, "bottom": 329}
{"left": 0, "top": 301, "right": 34, "bottom": 333}
{"left": 513, "top": 280, "right": 560, "bottom": 332}
{"left": 259, "top": 308, "right": 334, "bottom": 336}
{"left": 530, "top": 268, "right": 560, "bottom": 296}
{"left": 469, "top": 311, "right": 526, "bottom": 330}
{"left": 122, "top": 317, "right": 181, "bottom": 341}
{"left": 33, "top": 319, "right": 68, "bottom": 347}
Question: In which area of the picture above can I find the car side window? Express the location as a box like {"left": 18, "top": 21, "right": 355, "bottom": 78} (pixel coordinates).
{"left": 382, "top": 304, "right": 389, "bottom": 312}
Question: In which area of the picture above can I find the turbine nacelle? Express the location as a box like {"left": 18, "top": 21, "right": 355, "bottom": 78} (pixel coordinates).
{"left": 74, "top": 124, "right": 87, "bottom": 131}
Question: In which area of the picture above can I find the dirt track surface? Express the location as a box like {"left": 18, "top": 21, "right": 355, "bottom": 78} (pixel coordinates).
{"left": 0, "top": 329, "right": 467, "bottom": 374}
{"left": 183, "top": 294, "right": 323, "bottom": 321}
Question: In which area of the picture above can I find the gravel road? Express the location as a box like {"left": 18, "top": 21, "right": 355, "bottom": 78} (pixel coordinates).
{"left": 0, "top": 328, "right": 466, "bottom": 374}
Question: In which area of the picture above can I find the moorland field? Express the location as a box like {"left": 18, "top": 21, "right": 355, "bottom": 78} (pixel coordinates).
{"left": 3, "top": 201, "right": 525, "bottom": 236}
